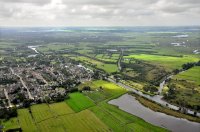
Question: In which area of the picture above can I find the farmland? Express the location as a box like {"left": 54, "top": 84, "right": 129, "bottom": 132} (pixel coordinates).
{"left": 173, "top": 66, "right": 200, "bottom": 85}
{"left": 69, "top": 56, "right": 118, "bottom": 73}
{"left": 0, "top": 27, "right": 200, "bottom": 131}
{"left": 2, "top": 101, "right": 109, "bottom": 131}
{"left": 1, "top": 80, "right": 168, "bottom": 132}
{"left": 65, "top": 92, "right": 95, "bottom": 112}
{"left": 162, "top": 66, "right": 200, "bottom": 110}
{"left": 79, "top": 80, "right": 127, "bottom": 103}
{"left": 123, "top": 54, "right": 199, "bottom": 71}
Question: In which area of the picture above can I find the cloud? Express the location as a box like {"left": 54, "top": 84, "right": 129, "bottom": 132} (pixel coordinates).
{"left": 1, "top": 0, "right": 51, "bottom": 6}
{"left": 0, "top": 0, "right": 199, "bottom": 26}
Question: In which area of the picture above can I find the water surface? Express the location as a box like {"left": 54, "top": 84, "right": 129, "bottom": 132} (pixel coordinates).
{"left": 109, "top": 94, "right": 200, "bottom": 132}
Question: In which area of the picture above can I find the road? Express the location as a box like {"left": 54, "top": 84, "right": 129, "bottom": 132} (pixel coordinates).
{"left": 32, "top": 71, "right": 48, "bottom": 85}
{"left": 10, "top": 67, "right": 34, "bottom": 100}
{"left": 107, "top": 78, "right": 200, "bottom": 117}
{"left": 117, "top": 49, "right": 123, "bottom": 71}
{"left": 4, "top": 88, "right": 13, "bottom": 107}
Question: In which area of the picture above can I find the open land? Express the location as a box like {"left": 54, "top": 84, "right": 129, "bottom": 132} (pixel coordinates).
{"left": 0, "top": 27, "right": 200, "bottom": 132}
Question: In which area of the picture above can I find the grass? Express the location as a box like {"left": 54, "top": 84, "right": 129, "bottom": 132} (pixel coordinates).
{"left": 49, "top": 102, "right": 74, "bottom": 115}
{"left": 31, "top": 104, "right": 54, "bottom": 122}
{"left": 79, "top": 80, "right": 127, "bottom": 103}
{"left": 124, "top": 54, "right": 199, "bottom": 70}
{"left": 69, "top": 56, "right": 118, "bottom": 73}
{"left": 17, "top": 109, "right": 37, "bottom": 132}
{"left": 95, "top": 53, "right": 119, "bottom": 63}
{"left": 1, "top": 80, "right": 169, "bottom": 132}
{"left": 90, "top": 101, "right": 168, "bottom": 132}
{"left": 1, "top": 103, "right": 109, "bottom": 132}
{"left": 58, "top": 109, "right": 110, "bottom": 132}
{"left": 163, "top": 67, "right": 200, "bottom": 109}
{"left": 80, "top": 80, "right": 167, "bottom": 131}
{"left": 165, "top": 79, "right": 200, "bottom": 110}
{"left": 65, "top": 92, "right": 95, "bottom": 112}
{"left": 173, "top": 66, "right": 200, "bottom": 85}
{"left": 1, "top": 118, "right": 20, "bottom": 131}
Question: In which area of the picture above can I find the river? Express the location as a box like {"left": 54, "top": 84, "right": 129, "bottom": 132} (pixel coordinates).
{"left": 28, "top": 45, "right": 39, "bottom": 53}
{"left": 107, "top": 78, "right": 200, "bottom": 117}
{"left": 109, "top": 94, "right": 200, "bottom": 132}
{"left": 27, "top": 45, "right": 40, "bottom": 57}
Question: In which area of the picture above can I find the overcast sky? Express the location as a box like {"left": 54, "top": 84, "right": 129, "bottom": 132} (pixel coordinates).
{"left": 0, "top": 0, "right": 200, "bottom": 27}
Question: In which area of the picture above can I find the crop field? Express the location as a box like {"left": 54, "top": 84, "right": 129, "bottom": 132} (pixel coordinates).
{"left": 124, "top": 54, "right": 199, "bottom": 70}
{"left": 1, "top": 118, "right": 20, "bottom": 131}
{"left": 1, "top": 80, "right": 169, "bottom": 132}
{"left": 2, "top": 103, "right": 109, "bottom": 131}
{"left": 95, "top": 53, "right": 119, "bottom": 63}
{"left": 31, "top": 104, "right": 55, "bottom": 122}
{"left": 2, "top": 27, "right": 200, "bottom": 131}
{"left": 79, "top": 80, "right": 127, "bottom": 103}
{"left": 65, "top": 92, "right": 95, "bottom": 112}
{"left": 90, "top": 101, "right": 167, "bottom": 132}
{"left": 37, "top": 43, "right": 75, "bottom": 53}
{"left": 69, "top": 56, "right": 118, "bottom": 73}
{"left": 173, "top": 66, "right": 200, "bottom": 85}
{"left": 49, "top": 102, "right": 74, "bottom": 115}
{"left": 58, "top": 110, "right": 110, "bottom": 132}
{"left": 17, "top": 109, "right": 37, "bottom": 132}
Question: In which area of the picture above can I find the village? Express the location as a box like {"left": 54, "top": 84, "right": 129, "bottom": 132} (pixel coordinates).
{"left": 0, "top": 54, "right": 94, "bottom": 109}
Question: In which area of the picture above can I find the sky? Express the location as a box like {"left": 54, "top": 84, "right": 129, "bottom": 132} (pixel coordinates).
{"left": 0, "top": 0, "right": 200, "bottom": 27}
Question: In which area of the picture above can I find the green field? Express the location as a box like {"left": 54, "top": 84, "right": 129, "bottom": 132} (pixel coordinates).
{"left": 49, "top": 102, "right": 74, "bottom": 115}
{"left": 79, "top": 80, "right": 167, "bottom": 131}
{"left": 69, "top": 56, "right": 118, "bottom": 73}
{"left": 1, "top": 118, "right": 20, "bottom": 131}
{"left": 124, "top": 54, "right": 199, "bottom": 70}
{"left": 164, "top": 66, "right": 200, "bottom": 109}
{"left": 1, "top": 80, "right": 167, "bottom": 132}
{"left": 18, "top": 109, "right": 37, "bottom": 132}
{"left": 79, "top": 80, "right": 127, "bottom": 103}
{"left": 2, "top": 102, "right": 109, "bottom": 132}
{"left": 173, "top": 66, "right": 200, "bottom": 85}
{"left": 90, "top": 102, "right": 167, "bottom": 132}
{"left": 95, "top": 53, "right": 119, "bottom": 63}
{"left": 31, "top": 104, "right": 55, "bottom": 122}
{"left": 65, "top": 92, "right": 95, "bottom": 112}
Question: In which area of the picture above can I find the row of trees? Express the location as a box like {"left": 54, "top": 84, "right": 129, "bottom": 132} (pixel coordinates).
{"left": 173, "top": 60, "right": 200, "bottom": 74}
{"left": 0, "top": 107, "right": 17, "bottom": 120}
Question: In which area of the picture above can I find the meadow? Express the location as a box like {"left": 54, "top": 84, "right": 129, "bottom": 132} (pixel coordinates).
{"left": 69, "top": 56, "right": 118, "bottom": 73}
{"left": 65, "top": 92, "right": 95, "bottom": 112}
{"left": 79, "top": 80, "right": 127, "bottom": 103}
{"left": 2, "top": 102, "right": 109, "bottom": 132}
{"left": 1, "top": 81, "right": 167, "bottom": 132}
{"left": 164, "top": 66, "right": 200, "bottom": 109}
{"left": 173, "top": 66, "right": 200, "bottom": 85}
{"left": 79, "top": 80, "right": 167, "bottom": 132}
{"left": 124, "top": 54, "right": 199, "bottom": 70}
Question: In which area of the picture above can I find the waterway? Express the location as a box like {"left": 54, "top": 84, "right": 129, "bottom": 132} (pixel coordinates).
{"left": 109, "top": 94, "right": 200, "bottom": 132}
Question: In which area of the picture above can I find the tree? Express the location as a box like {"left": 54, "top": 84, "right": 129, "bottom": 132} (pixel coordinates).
{"left": 82, "top": 86, "right": 91, "bottom": 91}
{"left": 143, "top": 84, "right": 158, "bottom": 93}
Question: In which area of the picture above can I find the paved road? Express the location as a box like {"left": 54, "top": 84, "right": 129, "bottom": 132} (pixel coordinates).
{"left": 4, "top": 88, "right": 13, "bottom": 107}
{"left": 117, "top": 49, "right": 123, "bottom": 71}
{"left": 107, "top": 78, "right": 200, "bottom": 117}
{"left": 10, "top": 68, "right": 34, "bottom": 100}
